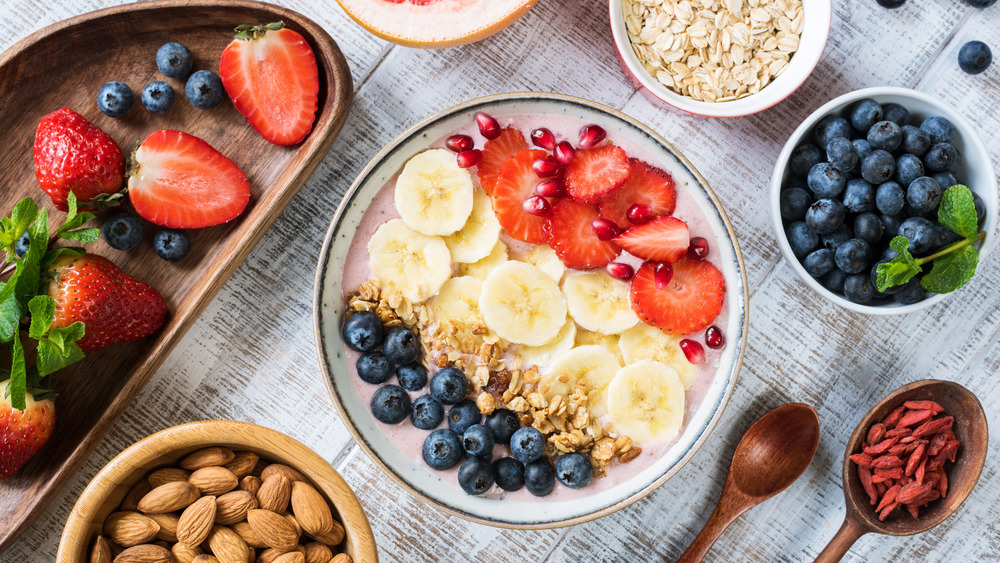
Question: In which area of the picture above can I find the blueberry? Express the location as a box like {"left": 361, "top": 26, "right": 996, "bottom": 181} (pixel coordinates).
{"left": 510, "top": 427, "right": 546, "bottom": 464}
{"left": 899, "top": 217, "right": 937, "bottom": 254}
{"left": 850, "top": 99, "right": 883, "bottom": 132}
{"left": 821, "top": 224, "right": 852, "bottom": 250}
{"left": 786, "top": 221, "right": 819, "bottom": 258}
{"left": 861, "top": 150, "right": 896, "bottom": 184}
{"left": 789, "top": 144, "right": 824, "bottom": 177}
{"left": 920, "top": 116, "right": 955, "bottom": 145}
{"left": 972, "top": 191, "right": 987, "bottom": 227}
{"left": 14, "top": 233, "right": 29, "bottom": 257}
{"left": 342, "top": 311, "right": 384, "bottom": 352}
{"left": 894, "top": 278, "right": 926, "bottom": 304}
{"left": 524, "top": 459, "right": 555, "bottom": 497}
{"left": 152, "top": 229, "right": 190, "bottom": 261}
{"left": 448, "top": 400, "right": 482, "bottom": 434}
{"left": 932, "top": 222, "right": 963, "bottom": 250}
{"left": 900, "top": 125, "right": 931, "bottom": 156}
{"left": 102, "top": 213, "right": 143, "bottom": 251}
{"left": 141, "top": 81, "right": 175, "bottom": 114}
{"left": 876, "top": 181, "right": 906, "bottom": 215}
{"left": 924, "top": 143, "right": 959, "bottom": 172}
{"left": 965, "top": 0, "right": 997, "bottom": 6}
{"left": 356, "top": 351, "right": 393, "bottom": 384}
{"left": 813, "top": 116, "right": 852, "bottom": 148}
{"left": 411, "top": 395, "right": 444, "bottom": 430}
{"left": 844, "top": 274, "right": 875, "bottom": 304}
{"left": 803, "top": 248, "right": 835, "bottom": 278}
{"left": 835, "top": 239, "right": 873, "bottom": 274}
{"left": 383, "top": 327, "right": 420, "bottom": 365}
{"left": 854, "top": 213, "right": 885, "bottom": 245}
{"left": 895, "top": 154, "right": 924, "bottom": 187}
{"left": 842, "top": 179, "right": 876, "bottom": 213}
{"left": 555, "top": 453, "right": 593, "bottom": 489}
{"left": 97, "top": 81, "right": 134, "bottom": 117}
{"left": 806, "top": 198, "right": 846, "bottom": 235}
{"left": 422, "top": 429, "right": 463, "bottom": 470}
{"left": 156, "top": 42, "right": 193, "bottom": 78}
{"left": 932, "top": 172, "right": 958, "bottom": 191}
{"left": 780, "top": 188, "right": 812, "bottom": 221}
{"left": 396, "top": 363, "right": 428, "bottom": 391}
{"left": 462, "top": 424, "right": 495, "bottom": 458}
{"left": 826, "top": 137, "right": 859, "bottom": 172}
{"left": 457, "top": 456, "right": 494, "bottom": 495}
{"left": 882, "top": 103, "right": 910, "bottom": 126}
{"left": 959, "top": 40, "right": 992, "bottom": 75}
{"left": 881, "top": 246, "right": 901, "bottom": 261}
{"left": 852, "top": 139, "right": 873, "bottom": 166}
{"left": 882, "top": 214, "right": 904, "bottom": 239}
{"left": 485, "top": 408, "right": 520, "bottom": 445}
{"left": 820, "top": 268, "right": 847, "bottom": 293}
{"left": 371, "top": 384, "right": 411, "bottom": 424}
{"left": 807, "top": 162, "right": 847, "bottom": 198}
{"left": 867, "top": 121, "right": 902, "bottom": 152}
{"left": 493, "top": 457, "right": 525, "bottom": 491}
{"left": 876, "top": 0, "right": 906, "bottom": 7}
{"left": 907, "top": 177, "right": 943, "bottom": 214}
{"left": 429, "top": 367, "right": 467, "bottom": 405}
{"left": 185, "top": 70, "right": 225, "bottom": 109}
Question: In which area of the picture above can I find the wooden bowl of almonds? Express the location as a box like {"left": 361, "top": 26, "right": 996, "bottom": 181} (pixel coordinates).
{"left": 57, "top": 420, "right": 378, "bottom": 562}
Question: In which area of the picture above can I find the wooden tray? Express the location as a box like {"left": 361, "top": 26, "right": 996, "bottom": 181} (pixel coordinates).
{"left": 0, "top": 0, "right": 352, "bottom": 550}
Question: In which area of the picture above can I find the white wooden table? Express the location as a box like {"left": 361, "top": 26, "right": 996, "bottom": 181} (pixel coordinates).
{"left": 2, "top": 1, "right": 998, "bottom": 561}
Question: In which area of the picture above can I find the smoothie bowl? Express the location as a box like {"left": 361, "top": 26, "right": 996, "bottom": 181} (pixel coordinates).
{"left": 314, "top": 93, "right": 748, "bottom": 527}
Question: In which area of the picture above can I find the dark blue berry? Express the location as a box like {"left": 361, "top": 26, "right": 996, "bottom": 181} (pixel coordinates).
{"left": 835, "top": 239, "right": 873, "bottom": 274}
{"left": 383, "top": 327, "right": 420, "bottom": 365}
{"left": 844, "top": 273, "right": 875, "bottom": 304}
{"left": 524, "top": 459, "right": 555, "bottom": 496}
{"left": 396, "top": 363, "right": 428, "bottom": 391}
{"left": 786, "top": 221, "right": 819, "bottom": 258}
{"left": 141, "top": 81, "right": 175, "bottom": 114}
{"left": 867, "top": 121, "right": 902, "bottom": 152}
{"left": 448, "top": 400, "right": 482, "bottom": 434}
{"left": 97, "top": 81, "right": 134, "bottom": 117}
{"left": 780, "top": 188, "right": 812, "bottom": 221}
{"left": 429, "top": 367, "right": 467, "bottom": 405}
{"left": 901, "top": 125, "right": 931, "bottom": 156}
{"left": 842, "top": 179, "right": 876, "bottom": 214}
{"left": 411, "top": 395, "right": 444, "bottom": 430}
{"left": 807, "top": 162, "right": 846, "bottom": 198}
{"left": 156, "top": 42, "right": 193, "bottom": 78}
{"left": 899, "top": 217, "right": 937, "bottom": 255}
{"left": 803, "top": 248, "right": 835, "bottom": 278}
{"left": 920, "top": 116, "right": 954, "bottom": 145}
{"left": 861, "top": 150, "right": 896, "bottom": 184}
{"left": 806, "top": 198, "right": 846, "bottom": 235}
{"left": 462, "top": 424, "right": 495, "bottom": 458}
{"left": 493, "top": 457, "right": 525, "bottom": 491}
{"left": 876, "top": 0, "right": 906, "bottom": 7}
{"left": 813, "top": 116, "right": 852, "bottom": 148}
{"left": 965, "top": 0, "right": 997, "bottom": 7}
{"left": 185, "top": 70, "right": 224, "bottom": 109}
{"left": 789, "top": 144, "right": 824, "bottom": 177}
{"left": 555, "top": 453, "right": 593, "bottom": 489}
{"left": 342, "top": 311, "right": 384, "bottom": 352}
{"left": 853, "top": 213, "right": 885, "bottom": 245}
{"left": 422, "top": 429, "right": 463, "bottom": 470}
{"left": 826, "top": 137, "right": 859, "bottom": 172}
{"left": 931, "top": 222, "right": 963, "bottom": 250}
{"left": 895, "top": 154, "right": 924, "bottom": 187}
{"left": 14, "top": 233, "right": 29, "bottom": 257}
{"left": 102, "top": 213, "right": 143, "bottom": 251}
{"left": 882, "top": 214, "right": 904, "bottom": 237}
{"left": 972, "top": 192, "right": 987, "bottom": 227}
{"left": 876, "top": 181, "right": 905, "bottom": 215}
{"left": 893, "top": 278, "right": 925, "bottom": 304}
{"left": 852, "top": 139, "right": 873, "bottom": 169}
{"left": 932, "top": 172, "right": 958, "bottom": 191}
{"left": 485, "top": 409, "right": 520, "bottom": 445}
{"left": 457, "top": 456, "right": 494, "bottom": 495}
{"left": 152, "top": 229, "right": 190, "bottom": 261}
{"left": 510, "top": 427, "right": 546, "bottom": 464}
{"left": 924, "top": 143, "right": 959, "bottom": 172}
{"left": 820, "top": 268, "right": 847, "bottom": 293}
{"left": 959, "top": 40, "right": 992, "bottom": 75}
{"left": 371, "top": 385, "right": 411, "bottom": 424}
{"left": 850, "top": 99, "right": 883, "bottom": 132}
{"left": 907, "top": 177, "right": 942, "bottom": 214}
{"left": 882, "top": 103, "right": 910, "bottom": 126}
{"left": 821, "top": 224, "right": 852, "bottom": 251}
{"left": 357, "top": 351, "right": 393, "bottom": 384}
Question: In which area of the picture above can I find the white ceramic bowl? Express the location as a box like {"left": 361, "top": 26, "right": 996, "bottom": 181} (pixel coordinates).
{"left": 314, "top": 93, "right": 748, "bottom": 528}
{"left": 770, "top": 86, "right": 998, "bottom": 314}
{"left": 608, "top": 0, "right": 832, "bottom": 117}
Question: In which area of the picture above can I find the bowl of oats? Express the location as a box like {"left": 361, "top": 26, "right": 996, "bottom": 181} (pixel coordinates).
{"left": 610, "top": 0, "right": 832, "bottom": 117}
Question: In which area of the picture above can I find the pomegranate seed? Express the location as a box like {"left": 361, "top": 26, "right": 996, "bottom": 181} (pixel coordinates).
{"left": 705, "top": 326, "right": 725, "bottom": 349}
{"left": 532, "top": 157, "right": 562, "bottom": 178}
{"left": 606, "top": 262, "right": 635, "bottom": 281}
{"left": 654, "top": 262, "right": 673, "bottom": 289}
{"left": 476, "top": 112, "right": 501, "bottom": 140}
{"left": 579, "top": 124, "right": 607, "bottom": 148}
{"left": 445, "top": 134, "right": 474, "bottom": 153}
{"left": 592, "top": 218, "right": 620, "bottom": 241}
{"left": 530, "top": 128, "right": 557, "bottom": 151}
{"left": 554, "top": 141, "right": 576, "bottom": 164}
{"left": 456, "top": 149, "right": 482, "bottom": 168}
{"left": 627, "top": 204, "right": 653, "bottom": 225}
{"left": 688, "top": 237, "right": 710, "bottom": 260}
{"left": 535, "top": 179, "right": 564, "bottom": 198}
{"left": 680, "top": 339, "right": 705, "bottom": 364}
{"left": 523, "top": 196, "right": 551, "bottom": 217}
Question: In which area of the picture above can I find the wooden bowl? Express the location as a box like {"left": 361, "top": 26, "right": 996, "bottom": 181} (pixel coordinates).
{"left": 56, "top": 421, "right": 378, "bottom": 562}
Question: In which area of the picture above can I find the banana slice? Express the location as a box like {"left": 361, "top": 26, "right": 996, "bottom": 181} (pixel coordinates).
{"left": 619, "top": 324, "right": 697, "bottom": 389}
{"left": 444, "top": 188, "right": 502, "bottom": 263}
{"left": 459, "top": 240, "right": 508, "bottom": 280}
{"left": 539, "top": 345, "right": 621, "bottom": 418}
{"left": 428, "top": 276, "right": 495, "bottom": 346}
{"left": 520, "top": 244, "right": 565, "bottom": 283}
{"left": 575, "top": 329, "right": 624, "bottom": 365}
{"left": 562, "top": 271, "right": 639, "bottom": 335}
{"left": 395, "top": 149, "right": 474, "bottom": 236}
{"left": 480, "top": 261, "right": 567, "bottom": 346}
{"left": 517, "top": 316, "right": 576, "bottom": 367}
{"left": 367, "top": 219, "right": 451, "bottom": 303}
{"left": 607, "top": 359, "right": 685, "bottom": 443}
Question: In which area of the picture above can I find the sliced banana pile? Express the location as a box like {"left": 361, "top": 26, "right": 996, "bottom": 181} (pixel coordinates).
{"left": 607, "top": 359, "right": 685, "bottom": 443}
{"left": 367, "top": 219, "right": 451, "bottom": 303}
{"left": 520, "top": 244, "right": 565, "bottom": 284}
{"left": 539, "top": 345, "right": 621, "bottom": 418}
{"left": 480, "top": 261, "right": 567, "bottom": 346}
{"left": 517, "top": 316, "right": 576, "bottom": 367}
{"left": 444, "top": 188, "right": 501, "bottom": 263}
{"left": 618, "top": 324, "right": 697, "bottom": 389}
{"left": 459, "top": 240, "right": 508, "bottom": 279}
{"left": 575, "top": 329, "right": 624, "bottom": 365}
{"left": 395, "top": 148, "right": 474, "bottom": 236}
{"left": 428, "top": 276, "right": 496, "bottom": 347}
{"left": 562, "top": 271, "right": 639, "bottom": 335}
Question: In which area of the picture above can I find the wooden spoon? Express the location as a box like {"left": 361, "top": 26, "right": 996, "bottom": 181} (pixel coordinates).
{"left": 815, "top": 379, "right": 988, "bottom": 563}
{"left": 677, "top": 403, "right": 820, "bottom": 563}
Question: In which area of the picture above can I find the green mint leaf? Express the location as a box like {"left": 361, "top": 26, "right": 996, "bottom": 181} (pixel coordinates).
{"left": 0, "top": 283, "right": 19, "bottom": 344}
{"left": 36, "top": 322, "right": 85, "bottom": 377}
{"left": 938, "top": 185, "right": 978, "bottom": 239}
{"left": 876, "top": 236, "right": 922, "bottom": 292}
{"left": 2, "top": 199, "right": 38, "bottom": 260}
{"left": 54, "top": 192, "right": 97, "bottom": 242}
{"left": 9, "top": 331, "right": 26, "bottom": 409}
{"left": 41, "top": 246, "right": 85, "bottom": 269}
{"left": 27, "top": 295, "right": 56, "bottom": 340}
{"left": 920, "top": 245, "right": 978, "bottom": 294}
{"left": 13, "top": 208, "right": 49, "bottom": 308}
{"left": 59, "top": 227, "right": 100, "bottom": 243}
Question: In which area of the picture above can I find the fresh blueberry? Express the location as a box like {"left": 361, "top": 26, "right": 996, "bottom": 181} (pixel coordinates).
{"left": 861, "top": 150, "right": 896, "bottom": 184}
{"left": 493, "top": 457, "right": 525, "bottom": 491}
{"left": 342, "top": 311, "right": 384, "bottom": 352}
{"left": 920, "top": 116, "right": 955, "bottom": 145}
{"left": 457, "top": 456, "right": 494, "bottom": 495}
{"left": 789, "top": 144, "right": 824, "bottom": 177}
{"left": 821, "top": 224, "right": 853, "bottom": 250}
{"left": 853, "top": 213, "right": 885, "bottom": 245}
{"left": 835, "top": 239, "right": 873, "bottom": 274}
{"left": 899, "top": 217, "right": 937, "bottom": 254}
{"left": 900, "top": 125, "right": 931, "bottom": 156}
{"left": 843, "top": 274, "right": 875, "bottom": 304}
{"left": 156, "top": 42, "right": 193, "bottom": 78}
{"left": 958, "top": 40, "right": 992, "bottom": 75}
{"left": 524, "top": 459, "right": 555, "bottom": 497}
{"left": 932, "top": 171, "right": 958, "bottom": 191}
{"left": 932, "top": 222, "right": 964, "bottom": 250}
{"left": 555, "top": 453, "right": 593, "bottom": 489}
{"left": 357, "top": 351, "right": 393, "bottom": 384}
{"left": 895, "top": 154, "right": 924, "bottom": 187}
{"left": 813, "top": 116, "right": 852, "bottom": 148}
{"left": 422, "top": 429, "right": 463, "bottom": 470}
{"left": 882, "top": 214, "right": 904, "bottom": 238}
{"left": 803, "top": 248, "right": 835, "bottom": 278}
{"left": 852, "top": 139, "right": 873, "bottom": 167}
{"left": 807, "top": 162, "right": 847, "bottom": 198}
{"left": 850, "top": 99, "right": 883, "bottom": 132}
{"left": 820, "top": 268, "right": 847, "bottom": 293}
{"left": 780, "top": 188, "right": 812, "bottom": 221}
{"left": 102, "top": 213, "right": 143, "bottom": 251}
{"left": 965, "top": 0, "right": 997, "bottom": 6}
{"left": 881, "top": 245, "right": 901, "bottom": 261}
{"left": 842, "top": 178, "right": 876, "bottom": 213}
{"left": 510, "top": 427, "right": 546, "bottom": 464}
{"left": 805, "top": 198, "right": 846, "bottom": 235}
{"left": 786, "top": 221, "right": 819, "bottom": 258}
{"left": 876, "top": 181, "right": 906, "bottom": 215}
{"left": 14, "top": 233, "right": 29, "bottom": 257}
{"left": 462, "top": 424, "right": 495, "bottom": 458}
{"left": 867, "top": 121, "right": 902, "bottom": 152}
{"left": 826, "top": 137, "right": 859, "bottom": 172}
{"left": 97, "top": 81, "right": 134, "bottom": 117}
{"left": 882, "top": 103, "right": 910, "bottom": 126}
{"left": 152, "top": 229, "right": 190, "bottom": 261}
{"left": 448, "top": 400, "right": 482, "bottom": 434}
{"left": 429, "top": 367, "right": 467, "bottom": 405}
{"left": 924, "top": 143, "right": 959, "bottom": 172}
{"left": 383, "top": 327, "right": 420, "bottom": 365}
{"left": 141, "top": 81, "right": 175, "bottom": 114}
{"left": 907, "top": 177, "right": 943, "bottom": 214}
{"left": 893, "top": 278, "right": 925, "bottom": 304}
{"left": 185, "top": 70, "right": 225, "bottom": 109}
{"left": 371, "top": 384, "right": 411, "bottom": 424}
{"left": 876, "top": 0, "right": 906, "bottom": 7}
{"left": 485, "top": 408, "right": 520, "bottom": 445}
{"left": 972, "top": 192, "right": 987, "bottom": 227}
{"left": 411, "top": 395, "right": 444, "bottom": 430}
{"left": 396, "top": 363, "right": 428, "bottom": 391}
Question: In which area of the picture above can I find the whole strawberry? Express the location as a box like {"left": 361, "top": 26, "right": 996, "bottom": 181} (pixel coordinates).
{"left": 0, "top": 381, "right": 55, "bottom": 479}
{"left": 33, "top": 108, "right": 125, "bottom": 211}
{"left": 46, "top": 254, "right": 167, "bottom": 351}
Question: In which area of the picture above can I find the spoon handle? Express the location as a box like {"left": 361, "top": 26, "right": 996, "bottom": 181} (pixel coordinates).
{"left": 676, "top": 491, "right": 749, "bottom": 563}
{"left": 814, "top": 517, "right": 867, "bottom": 563}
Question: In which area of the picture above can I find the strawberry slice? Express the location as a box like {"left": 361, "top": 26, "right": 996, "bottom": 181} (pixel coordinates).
{"left": 546, "top": 199, "right": 620, "bottom": 268}
{"left": 128, "top": 130, "right": 251, "bottom": 229}
{"left": 630, "top": 259, "right": 725, "bottom": 335}
{"left": 563, "top": 143, "right": 630, "bottom": 202}
{"left": 614, "top": 216, "right": 690, "bottom": 263}
{"left": 598, "top": 158, "right": 677, "bottom": 226}
{"left": 491, "top": 149, "right": 549, "bottom": 244}
{"left": 219, "top": 22, "right": 320, "bottom": 146}
{"left": 477, "top": 127, "right": 528, "bottom": 196}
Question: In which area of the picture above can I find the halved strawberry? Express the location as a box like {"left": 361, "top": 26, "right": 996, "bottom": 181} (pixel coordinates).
{"left": 491, "top": 149, "right": 549, "bottom": 244}
{"left": 630, "top": 259, "right": 725, "bottom": 335}
{"left": 128, "top": 130, "right": 251, "bottom": 229}
{"left": 563, "top": 143, "right": 630, "bottom": 202}
{"left": 597, "top": 158, "right": 676, "bottom": 226}
{"left": 545, "top": 199, "right": 620, "bottom": 268}
{"left": 219, "top": 22, "right": 319, "bottom": 146}
{"left": 614, "top": 216, "right": 690, "bottom": 263}
{"left": 477, "top": 127, "right": 528, "bottom": 196}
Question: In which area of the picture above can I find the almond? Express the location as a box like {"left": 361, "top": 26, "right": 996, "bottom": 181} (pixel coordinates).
{"left": 223, "top": 452, "right": 260, "bottom": 479}
{"left": 271, "top": 552, "right": 305, "bottom": 563}
{"left": 289, "top": 482, "right": 334, "bottom": 536}
{"left": 303, "top": 542, "right": 333, "bottom": 563}
{"left": 90, "top": 535, "right": 113, "bottom": 563}
{"left": 113, "top": 544, "right": 172, "bottom": 563}
{"left": 147, "top": 467, "right": 191, "bottom": 488}
{"left": 138, "top": 481, "right": 201, "bottom": 514}
{"left": 215, "top": 490, "right": 257, "bottom": 525}
{"left": 104, "top": 511, "right": 160, "bottom": 547}
{"left": 189, "top": 466, "right": 239, "bottom": 496}
{"left": 283, "top": 513, "right": 302, "bottom": 537}
{"left": 192, "top": 556, "right": 221, "bottom": 563}
{"left": 176, "top": 495, "right": 217, "bottom": 546}
{"left": 171, "top": 542, "right": 203, "bottom": 563}
{"left": 146, "top": 512, "right": 180, "bottom": 543}
{"left": 180, "top": 447, "right": 235, "bottom": 471}
{"left": 207, "top": 525, "right": 251, "bottom": 563}
{"left": 305, "top": 522, "right": 345, "bottom": 547}
{"left": 258, "top": 547, "right": 305, "bottom": 563}
{"left": 260, "top": 464, "right": 306, "bottom": 483}
{"left": 121, "top": 479, "right": 153, "bottom": 512}
{"left": 239, "top": 476, "right": 262, "bottom": 497}
{"left": 257, "top": 474, "right": 291, "bottom": 513}
{"left": 331, "top": 554, "right": 352, "bottom": 563}
{"left": 232, "top": 521, "right": 268, "bottom": 549}
{"left": 247, "top": 509, "right": 300, "bottom": 551}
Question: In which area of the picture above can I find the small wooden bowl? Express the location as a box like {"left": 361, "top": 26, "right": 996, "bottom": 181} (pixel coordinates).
{"left": 57, "top": 421, "right": 378, "bottom": 562}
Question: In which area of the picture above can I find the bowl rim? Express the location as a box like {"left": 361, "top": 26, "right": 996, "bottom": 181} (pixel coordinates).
{"left": 607, "top": 0, "right": 833, "bottom": 117}
{"left": 769, "top": 86, "right": 999, "bottom": 315}
{"left": 312, "top": 91, "right": 750, "bottom": 529}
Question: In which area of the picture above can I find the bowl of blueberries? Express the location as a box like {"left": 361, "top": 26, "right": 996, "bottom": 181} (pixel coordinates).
{"left": 771, "top": 86, "right": 996, "bottom": 313}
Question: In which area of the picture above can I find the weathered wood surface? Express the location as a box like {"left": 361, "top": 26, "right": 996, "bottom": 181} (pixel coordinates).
{"left": 2, "top": 0, "right": 998, "bottom": 561}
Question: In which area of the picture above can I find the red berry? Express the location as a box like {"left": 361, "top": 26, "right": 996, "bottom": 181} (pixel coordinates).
{"left": 530, "top": 127, "right": 556, "bottom": 150}
{"left": 654, "top": 262, "right": 673, "bottom": 289}
{"left": 535, "top": 178, "right": 564, "bottom": 198}
{"left": 606, "top": 262, "right": 635, "bottom": 281}
{"left": 705, "top": 325, "right": 725, "bottom": 349}
{"left": 688, "top": 237, "right": 710, "bottom": 260}
{"left": 477, "top": 128, "right": 528, "bottom": 196}
{"left": 592, "top": 218, "right": 621, "bottom": 241}
{"left": 456, "top": 149, "right": 482, "bottom": 168}
{"left": 563, "top": 144, "right": 630, "bottom": 202}
{"left": 476, "top": 112, "right": 501, "bottom": 140}
{"left": 680, "top": 339, "right": 705, "bottom": 364}
{"left": 627, "top": 204, "right": 654, "bottom": 225}
{"left": 614, "top": 216, "right": 690, "bottom": 263}
{"left": 630, "top": 259, "right": 725, "bottom": 335}
{"left": 532, "top": 156, "right": 561, "bottom": 178}
{"left": 523, "top": 195, "right": 552, "bottom": 217}
{"left": 446, "top": 134, "right": 474, "bottom": 153}
{"left": 491, "top": 149, "right": 550, "bottom": 243}
{"left": 554, "top": 141, "right": 576, "bottom": 164}
{"left": 597, "top": 158, "right": 676, "bottom": 227}
{"left": 546, "top": 199, "right": 621, "bottom": 268}
{"left": 579, "top": 124, "right": 607, "bottom": 148}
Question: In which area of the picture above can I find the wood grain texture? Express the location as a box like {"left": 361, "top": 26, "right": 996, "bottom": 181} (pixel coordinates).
{"left": 2, "top": 0, "right": 1000, "bottom": 561}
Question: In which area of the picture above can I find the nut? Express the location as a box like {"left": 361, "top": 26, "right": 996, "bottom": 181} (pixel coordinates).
{"left": 256, "top": 474, "right": 291, "bottom": 513}
{"left": 121, "top": 479, "right": 153, "bottom": 512}
{"left": 303, "top": 542, "right": 332, "bottom": 563}
{"left": 113, "top": 544, "right": 173, "bottom": 563}
{"left": 289, "top": 482, "right": 334, "bottom": 536}
{"left": 271, "top": 553, "right": 305, "bottom": 563}
{"left": 147, "top": 467, "right": 191, "bottom": 488}
{"left": 90, "top": 535, "right": 112, "bottom": 563}
{"left": 247, "top": 509, "right": 300, "bottom": 552}
{"left": 138, "top": 481, "right": 201, "bottom": 514}
{"left": 176, "top": 495, "right": 217, "bottom": 546}
{"left": 207, "top": 525, "right": 251, "bottom": 563}
{"left": 171, "top": 542, "right": 203, "bottom": 563}
{"left": 304, "top": 521, "right": 344, "bottom": 547}
{"left": 103, "top": 512, "right": 160, "bottom": 547}
{"left": 180, "top": 447, "right": 236, "bottom": 471}
{"left": 232, "top": 521, "right": 268, "bottom": 549}
{"left": 260, "top": 464, "right": 306, "bottom": 483}
{"left": 239, "top": 476, "right": 262, "bottom": 497}
{"left": 331, "top": 554, "right": 352, "bottom": 563}
{"left": 215, "top": 490, "right": 258, "bottom": 525}
{"left": 189, "top": 466, "right": 239, "bottom": 496}
{"left": 191, "top": 556, "right": 221, "bottom": 563}
{"left": 258, "top": 547, "right": 306, "bottom": 563}
{"left": 223, "top": 452, "right": 260, "bottom": 480}
{"left": 146, "top": 512, "right": 180, "bottom": 543}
